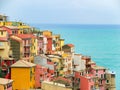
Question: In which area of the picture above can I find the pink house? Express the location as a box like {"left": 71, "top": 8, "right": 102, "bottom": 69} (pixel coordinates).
{"left": 91, "top": 65, "right": 106, "bottom": 90}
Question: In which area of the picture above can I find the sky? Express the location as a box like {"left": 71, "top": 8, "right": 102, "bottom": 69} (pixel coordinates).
{"left": 0, "top": 0, "right": 120, "bottom": 24}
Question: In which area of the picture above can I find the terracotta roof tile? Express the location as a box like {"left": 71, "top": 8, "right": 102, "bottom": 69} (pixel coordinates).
{"left": 15, "top": 34, "right": 36, "bottom": 39}
{"left": 67, "top": 44, "right": 74, "bottom": 47}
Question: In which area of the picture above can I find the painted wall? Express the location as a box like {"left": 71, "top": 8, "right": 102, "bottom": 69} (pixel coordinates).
{"left": 74, "top": 54, "right": 86, "bottom": 71}
{"left": 47, "top": 37, "right": 52, "bottom": 53}
{"left": 41, "top": 82, "right": 72, "bottom": 90}
{"left": 11, "top": 67, "right": 35, "bottom": 90}
{"left": 42, "top": 31, "right": 52, "bottom": 36}
{"left": 0, "top": 85, "right": 4, "bottom": 90}
{"left": 0, "top": 42, "right": 10, "bottom": 58}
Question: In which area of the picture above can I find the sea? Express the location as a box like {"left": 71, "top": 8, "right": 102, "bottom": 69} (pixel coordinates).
{"left": 31, "top": 24, "right": 120, "bottom": 90}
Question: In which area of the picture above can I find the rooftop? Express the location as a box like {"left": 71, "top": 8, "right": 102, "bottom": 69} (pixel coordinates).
{"left": 0, "top": 78, "right": 13, "bottom": 85}
{"left": 66, "top": 44, "right": 74, "bottom": 47}
{"left": 15, "top": 34, "right": 36, "bottom": 39}
{"left": 10, "top": 35, "right": 22, "bottom": 42}
{"left": 5, "top": 26, "right": 19, "bottom": 30}
{"left": 92, "top": 65, "right": 106, "bottom": 70}
{"left": 11, "top": 60, "right": 36, "bottom": 68}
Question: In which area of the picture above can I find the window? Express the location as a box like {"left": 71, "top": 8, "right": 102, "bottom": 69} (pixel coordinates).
{"left": 1, "top": 31, "right": 3, "bottom": 35}
{"left": 30, "top": 68, "right": 32, "bottom": 81}
{"left": 106, "top": 80, "right": 109, "bottom": 83}
{"left": 101, "top": 74, "right": 103, "bottom": 78}
{"left": 0, "top": 42, "right": 3, "bottom": 46}
{"left": 12, "top": 31, "right": 14, "bottom": 34}
{"left": 96, "top": 70, "right": 98, "bottom": 73}
{"left": 104, "top": 74, "right": 106, "bottom": 79}
{"left": 100, "top": 80, "right": 102, "bottom": 84}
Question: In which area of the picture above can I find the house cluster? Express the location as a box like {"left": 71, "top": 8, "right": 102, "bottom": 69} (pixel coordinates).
{"left": 0, "top": 14, "right": 116, "bottom": 90}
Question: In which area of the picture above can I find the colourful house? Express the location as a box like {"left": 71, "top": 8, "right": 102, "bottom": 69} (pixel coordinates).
{"left": 34, "top": 55, "right": 55, "bottom": 88}
{"left": 73, "top": 54, "right": 86, "bottom": 71}
{"left": 59, "top": 39, "right": 64, "bottom": 50}
{"left": 52, "top": 34, "right": 61, "bottom": 51}
{"left": 10, "top": 34, "right": 37, "bottom": 62}
{"left": 74, "top": 71, "right": 94, "bottom": 90}
{"left": 92, "top": 65, "right": 106, "bottom": 90}
{"left": 0, "top": 27, "right": 10, "bottom": 59}
{"left": 62, "top": 53, "right": 73, "bottom": 75}
{"left": 0, "top": 26, "right": 22, "bottom": 35}
{"left": 11, "top": 60, "right": 36, "bottom": 90}
{"left": 105, "top": 71, "right": 116, "bottom": 90}
{"left": 42, "top": 30, "right": 52, "bottom": 36}
{"left": 62, "top": 44, "right": 74, "bottom": 53}
{"left": 0, "top": 78, "right": 13, "bottom": 90}
{"left": 37, "top": 36, "right": 44, "bottom": 54}
{"left": 46, "top": 36, "right": 52, "bottom": 54}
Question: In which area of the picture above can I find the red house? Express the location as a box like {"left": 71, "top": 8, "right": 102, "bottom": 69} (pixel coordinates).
{"left": 46, "top": 36, "right": 52, "bottom": 54}
{"left": 74, "top": 71, "right": 94, "bottom": 90}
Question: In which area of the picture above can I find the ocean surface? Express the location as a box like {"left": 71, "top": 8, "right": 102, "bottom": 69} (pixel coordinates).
{"left": 31, "top": 24, "right": 120, "bottom": 90}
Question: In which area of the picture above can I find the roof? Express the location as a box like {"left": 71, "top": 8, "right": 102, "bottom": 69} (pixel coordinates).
{"left": 11, "top": 60, "right": 36, "bottom": 68}
{"left": 0, "top": 78, "right": 13, "bottom": 85}
{"left": 34, "top": 55, "right": 54, "bottom": 70}
{"left": 92, "top": 65, "right": 106, "bottom": 70}
{"left": 15, "top": 34, "right": 36, "bottom": 39}
{"left": 63, "top": 44, "right": 74, "bottom": 47}
{"left": 0, "top": 27, "right": 6, "bottom": 31}
{"left": 0, "top": 37, "right": 8, "bottom": 41}
{"left": 5, "top": 26, "right": 19, "bottom": 30}
{"left": 2, "top": 57, "right": 14, "bottom": 60}
{"left": 88, "top": 60, "right": 96, "bottom": 64}
{"left": 10, "top": 35, "right": 22, "bottom": 42}
{"left": 67, "top": 44, "right": 74, "bottom": 47}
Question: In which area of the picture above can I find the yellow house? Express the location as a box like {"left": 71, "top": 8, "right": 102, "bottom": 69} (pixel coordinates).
{"left": 30, "top": 36, "right": 38, "bottom": 62}
{"left": 18, "top": 25, "right": 31, "bottom": 34}
{"left": 0, "top": 78, "right": 13, "bottom": 90}
{"left": 0, "top": 27, "right": 10, "bottom": 59}
{"left": 42, "top": 30, "right": 52, "bottom": 36}
{"left": 60, "top": 39, "right": 64, "bottom": 50}
{"left": 0, "top": 22, "right": 5, "bottom": 26}
{"left": 11, "top": 60, "right": 36, "bottom": 90}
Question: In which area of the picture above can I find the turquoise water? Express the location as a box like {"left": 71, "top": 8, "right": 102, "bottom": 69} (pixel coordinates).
{"left": 31, "top": 24, "right": 120, "bottom": 90}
